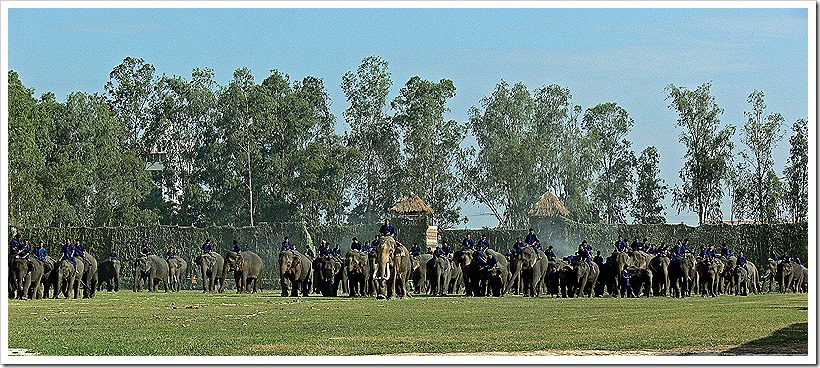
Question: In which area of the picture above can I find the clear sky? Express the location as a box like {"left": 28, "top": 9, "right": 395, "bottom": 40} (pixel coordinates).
{"left": 6, "top": 6, "right": 809, "bottom": 228}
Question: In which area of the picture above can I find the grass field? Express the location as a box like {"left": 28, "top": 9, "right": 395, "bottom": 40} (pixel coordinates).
{"left": 7, "top": 291, "right": 808, "bottom": 356}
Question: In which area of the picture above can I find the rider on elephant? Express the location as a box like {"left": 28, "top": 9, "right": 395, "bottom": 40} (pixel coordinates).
{"left": 701, "top": 244, "right": 716, "bottom": 261}
{"left": 304, "top": 246, "right": 315, "bottom": 259}
{"left": 351, "top": 237, "right": 362, "bottom": 251}
{"left": 615, "top": 235, "right": 628, "bottom": 252}
{"left": 232, "top": 240, "right": 242, "bottom": 254}
{"left": 201, "top": 241, "right": 212, "bottom": 255}
{"left": 109, "top": 250, "right": 118, "bottom": 260}
{"left": 578, "top": 241, "right": 593, "bottom": 268}
{"left": 433, "top": 244, "right": 446, "bottom": 259}
{"left": 167, "top": 248, "right": 176, "bottom": 259}
{"left": 333, "top": 244, "right": 342, "bottom": 257}
{"left": 17, "top": 240, "right": 31, "bottom": 260}
{"left": 781, "top": 251, "right": 791, "bottom": 263}
{"left": 505, "top": 248, "right": 515, "bottom": 261}
{"left": 142, "top": 245, "right": 152, "bottom": 257}
{"left": 379, "top": 219, "right": 395, "bottom": 237}
{"left": 720, "top": 243, "right": 734, "bottom": 259}
{"left": 532, "top": 240, "right": 543, "bottom": 252}
{"left": 769, "top": 248, "right": 779, "bottom": 261}
{"left": 545, "top": 246, "right": 556, "bottom": 261}
{"left": 681, "top": 238, "right": 691, "bottom": 254}
{"left": 478, "top": 235, "right": 490, "bottom": 251}
{"left": 441, "top": 242, "right": 453, "bottom": 260}
{"left": 318, "top": 241, "right": 332, "bottom": 258}
{"left": 462, "top": 234, "right": 474, "bottom": 250}
{"left": 670, "top": 242, "right": 683, "bottom": 262}
{"left": 281, "top": 237, "right": 293, "bottom": 251}
{"left": 60, "top": 240, "right": 76, "bottom": 266}
{"left": 36, "top": 242, "right": 48, "bottom": 262}
{"left": 513, "top": 237, "right": 526, "bottom": 253}
{"left": 9, "top": 234, "right": 22, "bottom": 256}
{"left": 630, "top": 237, "right": 641, "bottom": 252}
{"left": 737, "top": 251, "right": 748, "bottom": 271}
{"left": 593, "top": 251, "right": 604, "bottom": 267}
{"left": 410, "top": 243, "right": 421, "bottom": 257}
{"left": 525, "top": 228, "right": 539, "bottom": 246}
{"left": 73, "top": 239, "right": 86, "bottom": 259}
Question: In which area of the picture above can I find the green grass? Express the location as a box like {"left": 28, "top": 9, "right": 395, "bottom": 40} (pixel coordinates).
{"left": 7, "top": 291, "right": 808, "bottom": 356}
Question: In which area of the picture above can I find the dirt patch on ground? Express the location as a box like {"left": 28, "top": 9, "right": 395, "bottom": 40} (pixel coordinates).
{"left": 388, "top": 341, "right": 808, "bottom": 356}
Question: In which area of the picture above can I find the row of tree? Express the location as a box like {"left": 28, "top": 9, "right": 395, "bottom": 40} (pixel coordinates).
{"left": 8, "top": 56, "right": 809, "bottom": 229}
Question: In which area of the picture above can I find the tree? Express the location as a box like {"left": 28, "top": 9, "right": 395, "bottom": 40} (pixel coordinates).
{"left": 105, "top": 56, "right": 156, "bottom": 154}
{"left": 391, "top": 76, "right": 468, "bottom": 228}
{"left": 147, "top": 68, "right": 217, "bottom": 226}
{"left": 583, "top": 102, "right": 635, "bottom": 224}
{"left": 737, "top": 90, "right": 784, "bottom": 223}
{"left": 666, "top": 83, "right": 735, "bottom": 225}
{"left": 341, "top": 56, "right": 402, "bottom": 225}
{"left": 556, "top": 105, "right": 599, "bottom": 223}
{"left": 632, "top": 146, "right": 668, "bottom": 224}
{"left": 783, "top": 118, "right": 808, "bottom": 223}
{"left": 467, "top": 81, "right": 540, "bottom": 228}
{"left": 8, "top": 71, "right": 48, "bottom": 227}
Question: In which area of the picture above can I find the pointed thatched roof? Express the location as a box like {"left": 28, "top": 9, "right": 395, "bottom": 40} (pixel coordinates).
{"left": 391, "top": 193, "right": 434, "bottom": 214}
{"left": 529, "top": 191, "right": 570, "bottom": 218}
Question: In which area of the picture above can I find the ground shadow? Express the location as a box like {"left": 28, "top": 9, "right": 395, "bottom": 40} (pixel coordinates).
{"left": 721, "top": 323, "right": 807, "bottom": 355}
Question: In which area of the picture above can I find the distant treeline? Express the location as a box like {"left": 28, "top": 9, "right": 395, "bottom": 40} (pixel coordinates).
{"left": 8, "top": 56, "right": 808, "bottom": 230}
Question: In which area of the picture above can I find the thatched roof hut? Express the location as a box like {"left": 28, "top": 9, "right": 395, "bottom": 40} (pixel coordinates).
{"left": 391, "top": 193, "right": 434, "bottom": 215}
{"left": 529, "top": 191, "right": 570, "bottom": 218}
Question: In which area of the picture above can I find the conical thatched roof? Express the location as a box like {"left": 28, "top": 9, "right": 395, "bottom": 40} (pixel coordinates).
{"left": 529, "top": 191, "right": 570, "bottom": 218}
{"left": 391, "top": 193, "right": 434, "bottom": 214}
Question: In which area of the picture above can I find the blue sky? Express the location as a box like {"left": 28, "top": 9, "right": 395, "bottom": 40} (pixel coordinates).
{"left": 7, "top": 7, "right": 809, "bottom": 227}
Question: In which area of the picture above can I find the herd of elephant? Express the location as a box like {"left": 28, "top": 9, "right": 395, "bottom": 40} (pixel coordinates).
{"left": 8, "top": 237, "right": 809, "bottom": 300}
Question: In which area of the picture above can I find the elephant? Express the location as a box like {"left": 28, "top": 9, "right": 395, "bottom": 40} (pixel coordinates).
{"left": 570, "top": 256, "right": 599, "bottom": 298}
{"left": 427, "top": 256, "right": 451, "bottom": 296}
{"left": 411, "top": 253, "right": 433, "bottom": 294}
{"left": 133, "top": 255, "right": 170, "bottom": 293}
{"left": 649, "top": 255, "right": 671, "bottom": 297}
{"left": 97, "top": 257, "right": 121, "bottom": 292}
{"left": 345, "top": 250, "right": 371, "bottom": 297}
{"left": 195, "top": 253, "right": 225, "bottom": 293}
{"left": 762, "top": 258, "right": 779, "bottom": 293}
{"left": 628, "top": 250, "right": 652, "bottom": 269}
{"left": 315, "top": 256, "right": 346, "bottom": 296}
{"left": 778, "top": 261, "right": 807, "bottom": 293}
{"left": 372, "top": 236, "right": 411, "bottom": 300}
{"left": 629, "top": 267, "right": 653, "bottom": 297}
{"left": 516, "top": 247, "right": 548, "bottom": 297}
{"left": 686, "top": 253, "right": 699, "bottom": 296}
{"left": 11, "top": 257, "right": 45, "bottom": 299}
{"left": 447, "top": 259, "right": 463, "bottom": 295}
{"left": 279, "top": 249, "right": 311, "bottom": 297}
{"left": 40, "top": 256, "right": 58, "bottom": 298}
{"left": 733, "top": 265, "right": 751, "bottom": 296}
{"left": 668, "top": 255, "right": 693, "bottom": 298}
{"left": 453, "top": 249, "right": 478, "bottom": 296}
{"left": 167, "top": 257, "right": 188, "bottom": 292}
{"left": 487, "top": 249, "right": 512, "bottom": 297}
{"left": 696, "top": 259, "right": 720, "bottom": 297}
{"left": 55, "top": 258, "right": 85, "bottom": 299}
{"left": 606, "top": 251, "right": 631, "bottom": 297}
{"left": 224, "top": 251, "right": 264, "bottom": 294}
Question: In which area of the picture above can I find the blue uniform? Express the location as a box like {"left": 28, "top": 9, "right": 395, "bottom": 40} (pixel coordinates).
{"left": 525, "top": 233, "right": 539, "bottom": 245}
{"left": 61, "top": 244, "right": 76, "bottom": 265}
{"left": 433, "top": 247, "right": 446, "bottom": 258}
{"left": 670, "top": 245, "right": 682, "bottom": 261}
{"left": 410, "top": 244, "right": 421, "bottom": 256}
{"left": 737, "top": 256, "right": 747, "bottom": 270}
{"left": 9, "top": 239, "right": 22, "bottom": 256}
{"left": 442, "top": 244, "right": 452, "bottom": 257}
{"left": 545, "top": 249, "right": 556, "bottom": 261}
{"left": 36, "top": 247, "right": 48, "bottom": 262}
{"left": 631, "top": 240, "right": 641, "bottom": 251}
{"left": 615, "top": 239, "right": 628, "bottom": 252}
{"left": 593, "top": 255, "right": 604, "bottom": 265}
{"left": 305, "top": 247, "right": 315, "bottom": 258}
{"left": 18, "top": 244, "right": 31, "bottom": 259}
{"left": 462, "top": 238, "right": 475, "bottom": 250}
{"left": 109, "top": 251, "right": 118, "bottom": 259}
{"left": 319, "top": 244, "right": 331, "bottom": 257}
{"left": 73, "top": 243, "right": 85, "bottom": 258}
{"left": 351, "top": 241, "right": 362, "bottom": 251}
{"left": 681, "top": 242, "right": 690, "bottom": 254}
{"left": 702, "top": 248, "right": 716, "bottom": 260}
{"left": 334, "top": 247, "right": 342, "bottom": 257}
{"left": 513, "top": 241, "right": 526, "bottom": 252}
{"left": 620, "top": 269, "right": 635, "bottom": 297}
{"left": 202, "top": 243, "right": 212, "bottom": 254}
{"left": 281, "top": 241, "right": 293, "bottom": 251}
{"left": 379, "top": 224, "right": 395, "bottom": 237}
{"left": 769, "top": 252, "right": 779, "bottom": 261}
{"left": 721, "top": 247, "right": 734, "bottom": 258}
{"left": 167, "top": 249, "right": 176, "bottom": 259}
{"left": 781, "top": 254, "right": 791, "bottom": 263}
{"left": 233, "top": 243, "right": 242, "bottom": 253}
{"left": 478, "top": 239, "right": 490, "bottom": 251}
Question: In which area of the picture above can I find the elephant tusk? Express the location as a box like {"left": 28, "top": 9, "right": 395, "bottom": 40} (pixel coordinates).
{"left": 373, "top": 268, "right": 378, "bottom": 280}
{"left": 385, "top": 263, "right": 390, "bottom": 280}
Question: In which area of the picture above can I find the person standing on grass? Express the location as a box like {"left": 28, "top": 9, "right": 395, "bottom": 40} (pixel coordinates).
{"left": 620, "top": 265, "right": 636, "bottom": 298}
